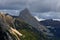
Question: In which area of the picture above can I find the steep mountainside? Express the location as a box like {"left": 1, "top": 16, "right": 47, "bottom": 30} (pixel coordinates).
{"left": 15, "top": 18, "right": 48, "bottom": 40}
{"left": 0, "top": 12, "right": 50, "bottom": 40}
{"left": 19, "top": 8, "right": 50, "bottom": 35}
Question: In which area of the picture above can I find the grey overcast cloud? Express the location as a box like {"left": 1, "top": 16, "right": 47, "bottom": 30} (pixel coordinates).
{"left": 0, "top": 0, "right": 60, "bottom": 19}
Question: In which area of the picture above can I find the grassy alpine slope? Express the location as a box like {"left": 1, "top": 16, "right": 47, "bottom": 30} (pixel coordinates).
{"left": 0, "top": 13, "right": 49, "bottom": 40}
{"left": 14, "top": 19, "right": 49, "bottom": 40}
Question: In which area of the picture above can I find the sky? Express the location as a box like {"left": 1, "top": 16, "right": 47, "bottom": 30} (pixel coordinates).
{"left": 0, "top": 0, "right": 60, "bottom": 20}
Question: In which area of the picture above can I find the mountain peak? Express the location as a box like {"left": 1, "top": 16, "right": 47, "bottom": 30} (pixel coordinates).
{"left": 20, "top": 8, "right": 30, "bottom": 14}
{"left": 19, "top": 8, "right": 50, "bottom": 34}
{"left": 19, "top": 8, "right": 32, "bottom": 18}
{"left": 23, "top": 8, "right": 29, "bottom": 11}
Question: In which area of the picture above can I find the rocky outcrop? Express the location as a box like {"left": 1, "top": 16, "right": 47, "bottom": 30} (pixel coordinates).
{"left": 0, "top": 12, "right": 22, "bottom": 40}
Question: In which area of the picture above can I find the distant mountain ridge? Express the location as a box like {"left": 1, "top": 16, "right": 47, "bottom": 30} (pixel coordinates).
{"left": 39, "top": 19, "right": 60, "bottom": 38}
{"left": 40, "top": 19, "right": 60, "bottom": 28}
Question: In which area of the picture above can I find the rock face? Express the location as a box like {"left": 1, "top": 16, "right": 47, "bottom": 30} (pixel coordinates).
{"left": 19, "top": 8, "right": 50, "bottom": 34}
{"left": 0, "top": 12, "right": 22, "bottom": 40}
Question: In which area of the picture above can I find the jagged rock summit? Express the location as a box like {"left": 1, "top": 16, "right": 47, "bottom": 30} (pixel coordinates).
{"left": 19, "top": 8, "right": 51, "bottom": 35}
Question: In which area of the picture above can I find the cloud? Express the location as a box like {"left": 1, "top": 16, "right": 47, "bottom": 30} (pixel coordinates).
{"left": 32, "top": 12, "right": 60, "bottom": 19}
{"left": 0, "top": 10, "right": 19, "bottom": 16}
{"left": 0, "top": 0, "right": 60, "bottom": 19}
{"left": 34, "top": 16, "right": 45, "bottom": 21}
{"left": 30, "top": 0, "right": 60, "bottom": 12}
{"left": 0, "top": 0, "right": 60, "bottom": 12}
{"left": 0, "top": 0, "right": 27, "bottom": 10}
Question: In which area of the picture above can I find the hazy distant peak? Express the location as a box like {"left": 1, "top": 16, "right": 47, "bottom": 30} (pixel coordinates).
{"left": 21, "top": 8, "right": 29, "bottom": 13}
{"left": 19, "top": 8, "right": 32, "bottom": 17}
{"left": 23, "top": 8, "right": 29, "bottom": 11}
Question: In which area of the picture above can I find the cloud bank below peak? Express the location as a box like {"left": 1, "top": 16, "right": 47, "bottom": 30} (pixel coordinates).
{"left": 32, "top": 12, "right": 60, "bottom": 19}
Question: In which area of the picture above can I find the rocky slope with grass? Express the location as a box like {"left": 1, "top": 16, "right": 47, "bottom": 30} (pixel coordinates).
{"left": 0, "top": 12, "right": 50, "bottom": 40}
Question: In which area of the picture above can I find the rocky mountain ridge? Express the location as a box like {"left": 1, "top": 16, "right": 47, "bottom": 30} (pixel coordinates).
{"left": 39, "top": 19, "right": 60, "bottom": 39}
{"left": 0, "top": 11, "right": 50, "bottom": 40}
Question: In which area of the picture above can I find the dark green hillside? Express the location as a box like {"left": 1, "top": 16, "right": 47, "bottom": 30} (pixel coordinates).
{"left": 14, "top": 18, "right": 49, "bottom": 40}
{"left": 0, "top": 13, "right": 50, "bottom": 40}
